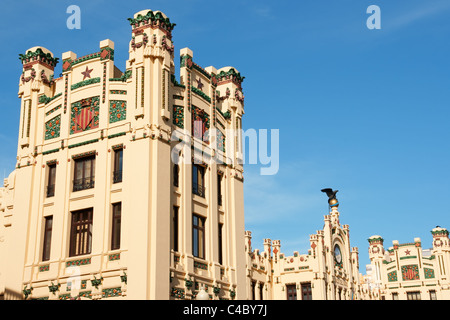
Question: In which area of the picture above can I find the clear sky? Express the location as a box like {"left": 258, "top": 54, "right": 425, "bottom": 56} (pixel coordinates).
{"left": 1, "top": 0, "right": 449, "bottom": 271}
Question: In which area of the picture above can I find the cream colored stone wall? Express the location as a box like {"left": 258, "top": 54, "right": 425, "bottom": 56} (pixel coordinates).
{"left": 246, "top": 205, "right": 362, "bottom": 300}
{"left": 0, "top": 9, "right": 246, "bottom": 300}
{"left": 367, "top": 227, "right": 450, "bottom": 300}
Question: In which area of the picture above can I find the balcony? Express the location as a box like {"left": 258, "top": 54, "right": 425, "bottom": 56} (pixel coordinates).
{"left": 192, "top": 183, "right": 205, "bottom": 198}
{"left": 113, "top": 170, "right": 122, "bottom": 184}
{"left": 46, "top": 184, "right": 55, "bottom": 198}
{"left": 73, "top": 177, "right": 95, "bottom": 192}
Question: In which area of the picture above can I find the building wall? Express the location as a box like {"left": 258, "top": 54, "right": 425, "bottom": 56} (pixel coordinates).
{"left": 367, "top": 227, "right": 450, "bottom": 300}
{"left": 245, "top": 204, "right": 362, "bottom": 300}
{"left": 0, "top": 9, "right": 246, "bottom": 300}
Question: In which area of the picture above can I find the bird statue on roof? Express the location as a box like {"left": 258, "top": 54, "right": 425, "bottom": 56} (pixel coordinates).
{"left": 321, "top": 188, "right": 339, "bottom": 207}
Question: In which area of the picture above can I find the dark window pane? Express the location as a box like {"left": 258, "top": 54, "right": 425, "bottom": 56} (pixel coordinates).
{"left": 111, "top": 203, "right": 121, "bottom": 250}
{"left": 113, "top": 149, "right": 123, "bottom": 183}
{"left": 73, "top": 156, "right": 95, "bottom": 192}
{"left": 42, "top": 216, "right": 53, "bottom": 261}
{"left": 173, "top": 206, "right": 179, "bottom": 252}
{"left": 69, "top": 209, "right": 93, "bottom": 257}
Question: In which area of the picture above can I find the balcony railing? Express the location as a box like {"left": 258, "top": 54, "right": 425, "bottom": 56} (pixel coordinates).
{"left": 46, "top": 184, "right": 55, "bottom": 198}
{"left": 113, "top": 170, "right": 122, "bottom": 184}
{"left": 73, "top": 177, "right": 95, "bottom": 192}
{"left": 192, "top": 183, "right": 205, "bottom": 198}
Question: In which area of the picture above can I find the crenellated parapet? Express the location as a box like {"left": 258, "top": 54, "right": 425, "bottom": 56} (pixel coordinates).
{"left": 127, "top": 10, "right": 176, "bottom": 40}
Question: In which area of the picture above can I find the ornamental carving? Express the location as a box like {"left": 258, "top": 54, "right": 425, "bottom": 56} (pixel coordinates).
{"left": 109, "top": 100, "right": 127, "bottom": 123}
{"left": 401, "top": 265, "right": 419, "bottom": 281}
{"left": 173, "top": 105, "right": 184, "bottom": 129}
{"left": 44, "top": 115, "right": 61, "bottom": 140}
{"left": 70, "top": 96, "right": 100, "bottom": 134}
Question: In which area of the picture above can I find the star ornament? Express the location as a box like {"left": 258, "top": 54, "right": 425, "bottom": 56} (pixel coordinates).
{"left": 196, "top": 77, "right": 204, "bottom": 91}
{"left": 81, "top": 66, "right": 93, "bottom": 80}
{"left": 405, "top": 249, "right": 411, "bottom": 255}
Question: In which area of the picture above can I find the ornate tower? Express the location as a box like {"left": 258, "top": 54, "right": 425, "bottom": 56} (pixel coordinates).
{"left": 367, "top": 235, "right": 385, "bottom": 291}
{"left": 1, "top": 8, "right": 246, "bottom": 300}
{"left": 431, "top": 227, "right": 450, "bottom": 287}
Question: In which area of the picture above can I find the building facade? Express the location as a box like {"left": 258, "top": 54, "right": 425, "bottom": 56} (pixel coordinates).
{"left": 0, "top": 9, "right": 247, "bottom": 300}
{"left": 245, "top": 198, "right": 362, "bottom": 300}
{"left": 366, "top": 227, "right": 450, "bottom": 300}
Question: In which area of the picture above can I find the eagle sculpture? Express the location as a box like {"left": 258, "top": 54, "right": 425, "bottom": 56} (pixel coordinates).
{"left": 321, "top": 188, "right": 339, "bottom": 205}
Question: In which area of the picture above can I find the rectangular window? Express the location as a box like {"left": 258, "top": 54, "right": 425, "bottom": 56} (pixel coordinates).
{"left": 192, "top": 164, "right": 205, "bottom": 197}
{"left": 42, "top": 216, "right": 53, "bottom": 261}
{"left": 407, "top": 291, "right": 421, "bottom": 300}
{"left": 113, "top": 148, "right": 123, "bottom": 183}
{"left": 218, "top": 223, "right": 223, "bottom": 265}
{"left": 301, "top": 282, "right": 312, "bottom": 300}
{"left": 173, "top": 206, "right": 179, "bottom": 252}
{"left": 392, "top": 292, "right": 399, "bottom": 300}
{"left": 251, "top": 281, "right": 256, "bottom": 300}
{"left": 173, "top": 164, "right": 179, "bottom": 187}
{"left": 286, "top": 284, "right": 297, "bottom": 300}
{"left": 46, "top": 163, "right": 56, "bottom": 197}
{"left": 73, "top": 156, "right": 95, "bottom": 191}
{"left": 429, "top": 290, "right": 437, "bottom": 300}
{"left": 217, "top": 173, "right": 222, "bottom": 206}
{"left": 192, "top": 214, "right": 205, "bottom": 259}
{"left": 69, "top": 208, "right": 93, "bottom": 257}
{"left": 259, "top": 283, "right": 264, "bottom": 300}
{"left": 111, "top": 203, "right": 121, "bottom": 250}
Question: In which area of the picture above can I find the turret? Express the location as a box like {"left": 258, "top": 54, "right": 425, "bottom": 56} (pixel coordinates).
{"left": 368, "top": 235, "right": 384, "bottom": 261}
{"left": 126, "top": 9, "right": 175, "bottom": 122}
{"left": 263, "top": 238, "right": 272, "bottom": 258}
{"left": 17, "top": 47, "right": 59, "bottom": 161}
{"left": 431, "top": 226, "right": 449, "bottom": 251}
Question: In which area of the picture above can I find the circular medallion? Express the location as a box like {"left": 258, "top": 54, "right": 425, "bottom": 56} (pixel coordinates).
{"left": 334, "top": 244, "right": 342, "bottom": 264}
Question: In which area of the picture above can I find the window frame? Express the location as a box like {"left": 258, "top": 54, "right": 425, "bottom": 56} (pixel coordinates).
{"left": 46, "top": 163, "right": 56, "bottom": 197}
{"left": 42, "top": 216, "right": 53, "bottom": 261}
{"left": 286, "top": 284, "right": 297, "bottom": 300}
{"left": 173, "top": 206, "right": 179, "bottom": 252}
{"left": 217, "top": 173, "right": 223, "bottom": 206}
{"left": 192, "top": 214, "right": 206, "bottom": 259}
{"left": 218, "top": 223, "right": 223, "bottom": 265}
{"left": 301, "top": 282, "right": 312, "bottom": 300}
{"left": 113, "top": 148, "right": 123, "bottom": 184}
{"left": 111, "top": 202, "right": 122, "bottom": 251}
{"left": 69, "top": 208, "right": 93, "bottom": 257}
{"left": 173, "top": 163, "right": 179, "bottom": 187}
{"left": 73, "top": 155, "right": 96, "bottom": 192}
{"left": 406, "top": 291, "right": 421, "bottom": 301}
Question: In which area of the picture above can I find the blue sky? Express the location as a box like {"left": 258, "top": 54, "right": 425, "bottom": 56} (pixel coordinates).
{"left": 1, "top": 0, "right": 450, "bottom": 270}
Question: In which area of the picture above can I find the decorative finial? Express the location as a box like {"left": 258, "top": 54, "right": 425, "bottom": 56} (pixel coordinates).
{"left": 321, "top": 188, "right": 339, "bottom": 207}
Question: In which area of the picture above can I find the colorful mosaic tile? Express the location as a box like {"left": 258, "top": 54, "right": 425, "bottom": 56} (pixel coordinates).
{"left": 192, "top": 106, "right": 210, "bottom": 141}
{"left": 387, "top": 270, "right": 398, "bottom": 282}
{"left": 66, "top": 257, "right": 91, "bottom": 267}
{"left": 401, "top": 265, "right": 420, "bottom": 281}
{"left": 109, "top": 100, "right": 126, "bottom": 123}
{"left": 217, "top": 129, "right": 225, "bottom": 152}
{"left": 102, "top": 287, "right": 122, "bottom": 298}
{"left": 44, "top": 115, "right": 61, "bottom": 140}
{"left": 59, "top": 293, "right": 71, "bottom": 300}
{"left": 173, "top": 105, "right": 184, "bottom": 129}
{"left": 109, "top": 253, "right": 120, "bottom": 261}
{"left": 70, "top": 96, "right": 100, "bottom": 134}
{"left": 194, "top": 261, "right": 208, "bottom": 270}
{"left": 79, "top": 290, "right": 92, "bottom": 299}
{"left": 110, "top": 90, "right": 127, "bottom": 95}
{"left": 424, "top": 268, "right": 435, "bottom": 279}
{"left": 45, "top": 104, "right": 61, "bottom": 116}
{"left": 39, "top": 264, "right": 50, "bottom": 272}
{"left": 171, "top": 287, "right": 185, "bottom": 299}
